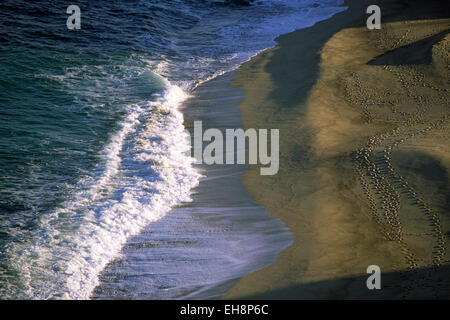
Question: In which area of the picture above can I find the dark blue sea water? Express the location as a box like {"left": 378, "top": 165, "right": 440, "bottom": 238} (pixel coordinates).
{"left": 0, "top": 0, "right": 346, "bottom": 299}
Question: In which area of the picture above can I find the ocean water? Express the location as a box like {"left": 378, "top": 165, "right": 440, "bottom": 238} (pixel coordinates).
{"left": 0, "top": 0, "right": 347, "bottom": 299}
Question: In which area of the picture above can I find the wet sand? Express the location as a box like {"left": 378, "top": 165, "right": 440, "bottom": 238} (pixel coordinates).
{"left": 93, "top": 73, "right": 291, "bottom": 299}
{"left": 223, "top": 0, "right": 450, "bottom": 299}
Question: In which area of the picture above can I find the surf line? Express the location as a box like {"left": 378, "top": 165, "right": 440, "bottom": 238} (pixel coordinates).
{"left": 187, "top": 120, "right": 279, "bottom": 175}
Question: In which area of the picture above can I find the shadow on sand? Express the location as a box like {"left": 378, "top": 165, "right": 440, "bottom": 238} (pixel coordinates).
{"left": 369, "top": 30, "right": 449, "bottom": 66}
{"left": 237, "top": 264, "right": 450, "bottom": 299}
{"left": 264, "top": 0, "right": 449, "bottom": 110}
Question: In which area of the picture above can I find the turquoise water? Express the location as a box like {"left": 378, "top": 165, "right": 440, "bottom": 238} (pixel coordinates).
{"left": 0, "top": 0, "right": 346, "bottom": 299}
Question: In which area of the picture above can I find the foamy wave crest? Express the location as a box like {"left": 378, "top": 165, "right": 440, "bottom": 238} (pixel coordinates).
{"left": 5, "top": 80, "right": 201, "bottom": 299}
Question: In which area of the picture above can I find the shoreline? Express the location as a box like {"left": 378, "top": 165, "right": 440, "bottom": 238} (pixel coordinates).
{"left": 93, "top": 72, "right": 291, "bottom": 299}
{"left": 181, "top": 71, "right": 293, "bottom": 299}
{"left": 223, "top": 0, "right": 450, "bottom": 299}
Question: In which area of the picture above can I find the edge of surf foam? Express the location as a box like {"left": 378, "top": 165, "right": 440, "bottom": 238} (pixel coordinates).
{"left": 6, "top": 78, "right": 201, "bottom": 299}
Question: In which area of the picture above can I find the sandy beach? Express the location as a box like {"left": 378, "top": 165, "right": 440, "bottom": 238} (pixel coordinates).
{"left": 2, "top": 0, "right": 449, "bottom": 302}
{"left": 92, "top": 72, "right": 291, "bottom": 299}
{"left": 223, "top": 0, "right": 450, "bottom": 299}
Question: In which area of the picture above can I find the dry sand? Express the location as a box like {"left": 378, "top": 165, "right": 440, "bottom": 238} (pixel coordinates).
{"left": 222, "top": 0, "right": 450, "bottom": 299}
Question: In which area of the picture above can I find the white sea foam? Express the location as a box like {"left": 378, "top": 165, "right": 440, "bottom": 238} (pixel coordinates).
{"left": 156, "top": 0, "right": 347, "bottom": 90}
{"left": 7, "top": 79, "right": 201, "bottom": 299}
{"left": 4, "top": 0, "right": 348, "bottom": 299}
